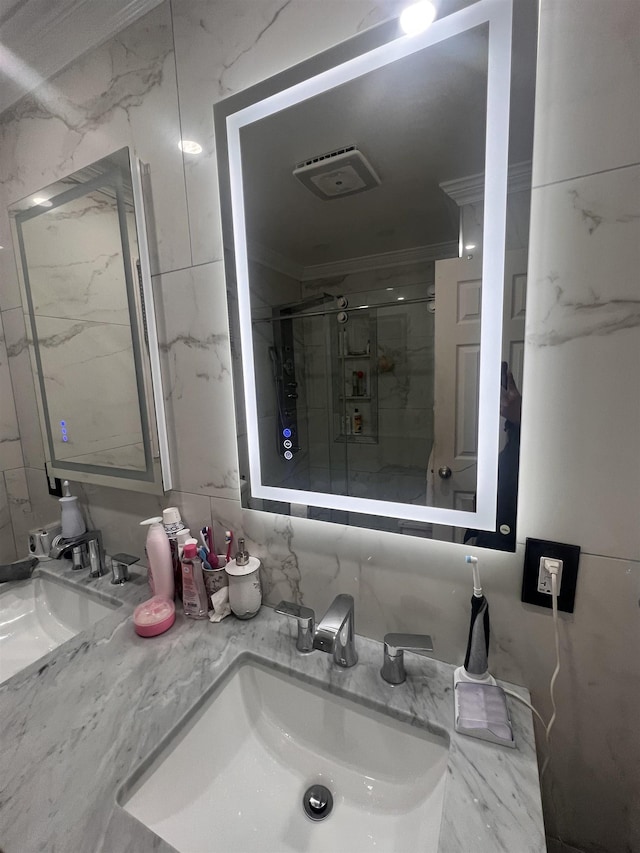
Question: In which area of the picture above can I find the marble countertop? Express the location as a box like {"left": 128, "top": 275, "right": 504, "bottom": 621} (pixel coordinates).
{"left": 0, "top": 561, "right": 545, "bottom": 853}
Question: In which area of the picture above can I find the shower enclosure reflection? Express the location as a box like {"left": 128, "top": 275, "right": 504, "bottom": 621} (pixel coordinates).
{"left": 254, "top": 272, "right": 440, "bottom": 526}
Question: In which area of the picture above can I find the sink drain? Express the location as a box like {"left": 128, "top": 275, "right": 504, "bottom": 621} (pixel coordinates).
{"left": 302, "top": 784, "right": 333, "bottom": 821}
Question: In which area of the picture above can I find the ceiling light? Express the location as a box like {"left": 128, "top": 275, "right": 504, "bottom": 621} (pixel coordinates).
{"left": 33, "top": 197, "right": 52, "bottom": 207}
{"left": 397, "top": 296, "right": 406, "bottom": 301}
{"left": 465, "top": 243, "right": 477, "bottom": 251}
{"left": 386, "top": 287, "right": 394, "bottom": 291}
{"left": 400, "top": 1, "right": 436, "bottom": 36}
{"left": 178, "top": 140, "right": 203, "bottom": 154}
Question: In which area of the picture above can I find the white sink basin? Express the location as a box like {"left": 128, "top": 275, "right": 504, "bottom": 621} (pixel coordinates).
{"left": 122, "top": 660, "right": 449, "bottom": 853}
{"left": 0, "top": 572, "right": 119, "bottom": 684}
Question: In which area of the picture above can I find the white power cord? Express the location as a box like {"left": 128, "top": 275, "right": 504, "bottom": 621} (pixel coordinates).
{"left": 540, "top": 566, "right": 561, "bottom": 778}
{"left": 502, "top": 687, "right": 547, "bottom": 729}
{"left": 503, "top": 559, "right": 562, "bottom": 780}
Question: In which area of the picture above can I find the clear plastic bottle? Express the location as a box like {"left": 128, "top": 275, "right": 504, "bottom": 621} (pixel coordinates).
{"left": 181, "top": 542, "right": 208, "bottom": 619}
{"left": 162, "top": 506, "right": 186, "bottom": 601}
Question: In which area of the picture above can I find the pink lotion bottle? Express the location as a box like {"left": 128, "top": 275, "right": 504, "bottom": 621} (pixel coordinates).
{"left": 140, "top": 517, "right": 174, "bottom": 600}
{"left": 181, "top": 542, "right": 208, "bottom": 619}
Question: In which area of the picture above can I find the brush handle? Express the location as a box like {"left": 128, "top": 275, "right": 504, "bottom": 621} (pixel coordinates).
{"left": 225, "top": 532, "right": 233, "bottom": 563}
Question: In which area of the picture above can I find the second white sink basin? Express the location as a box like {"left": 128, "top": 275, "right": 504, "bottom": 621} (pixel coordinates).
{"left": 0, "top": 572, "right": 120, "bottom": 684}
{"left": 122, "top": 659, "right": 449, "bottom": 853}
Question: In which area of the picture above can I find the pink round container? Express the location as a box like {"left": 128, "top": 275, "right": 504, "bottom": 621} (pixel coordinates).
{"left": 133, "top": 596, "right": 176, "bottom": 638}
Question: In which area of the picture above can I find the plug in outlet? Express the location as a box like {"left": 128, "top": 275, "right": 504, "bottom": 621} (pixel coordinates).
{"left": 537, "top": 557, "right": 563, "bottom": 595}
{"left": 522, "top": 538, "right": 580, "bottom": 613}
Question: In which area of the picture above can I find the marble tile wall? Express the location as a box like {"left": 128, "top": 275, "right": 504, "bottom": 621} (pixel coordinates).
{"left": 1, "top": 308, "right": 43, "bottom": 470}
{"left": 0, "top": 1, "right": 638, "bottom": 851}
{"left": 0, "top": 0, "right": 190, "bottom": 556}
{"left": 0, "top": 311, "right": 23, "bottom": 474}
{"left": 0, "top": 306, "right": 23, "bottom": 562}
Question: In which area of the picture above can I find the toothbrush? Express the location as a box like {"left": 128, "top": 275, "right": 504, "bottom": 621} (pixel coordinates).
{"left": 225, "top": 530, "right": 233, "bottom": 563}
{"left": 198, "top": 546, "right": 212, "bottom": 570}
{"left": 465, "top": 555, "right": 483, "bottom": 598}
{"left": 206, "top": 526, "right": 219, "bottom": 568}
{"left": 199, "top": 528, "right": 210, "bottom": 552}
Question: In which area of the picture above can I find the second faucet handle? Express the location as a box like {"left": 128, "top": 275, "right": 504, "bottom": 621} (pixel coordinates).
{"left": 275, "top": 601, "right": 315, "bottom": 653}
{"left": 381, "top": 632, "right": 434, "bottom": 685}
{"left": 110, "top": 552, "right": 139, "bottom": 585}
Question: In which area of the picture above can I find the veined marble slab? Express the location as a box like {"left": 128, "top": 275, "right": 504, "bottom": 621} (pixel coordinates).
{"left": 0, "top": 316, "right": 23, "bottom": 473}
{"left": 0, "top": 561, "right": 544, "bottom": 853}
{"left": 20, "top": 193, "right": 131, "bottom": 325}
{"left": 34, "top": 315, "right": 145, "bottom": 466}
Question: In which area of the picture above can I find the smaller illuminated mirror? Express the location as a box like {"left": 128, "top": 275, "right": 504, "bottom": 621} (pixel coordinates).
{"left": 10, "top": 148, "right": 171, "bottom": 494}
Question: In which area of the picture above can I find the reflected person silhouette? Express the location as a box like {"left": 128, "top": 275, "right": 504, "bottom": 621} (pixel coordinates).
{"left": 465, "top": 362, "right": 521, "bottom": 551}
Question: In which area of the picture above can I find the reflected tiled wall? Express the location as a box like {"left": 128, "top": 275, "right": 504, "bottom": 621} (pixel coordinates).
{"left": 302, "top": 263, "right": 435, "bottom": 507}
{"left": 0, "top": 2, "right": 638, "bottom": 851}
{"left": 18, "top": 196, "right": 145, "bottom": 468}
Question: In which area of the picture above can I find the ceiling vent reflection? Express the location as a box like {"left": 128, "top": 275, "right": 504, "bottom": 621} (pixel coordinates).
{"left": 293, "top": 146, "right": 381, "bottom": 200}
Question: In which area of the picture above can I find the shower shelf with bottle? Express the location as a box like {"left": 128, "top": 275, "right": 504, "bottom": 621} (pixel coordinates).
{"left": 331, "top": 314, "right": 378, "bottom": 444}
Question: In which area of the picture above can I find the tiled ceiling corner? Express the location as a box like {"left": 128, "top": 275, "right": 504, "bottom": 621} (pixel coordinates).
{"left": 0, "top": 0, "right": 163, "bottom": 114}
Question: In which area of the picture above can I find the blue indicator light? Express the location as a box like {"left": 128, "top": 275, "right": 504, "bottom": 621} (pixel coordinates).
{"left": 61, "top": 428, "right": 67, "bottom": 436}
{"left": 282, "top": 428, "right": 292, "bottom": 438}
{"left": 62, "top": 436, "right": 69, "bottom": 442}
{"left": 60, "top": 420, "right": 66, "bottom": 427}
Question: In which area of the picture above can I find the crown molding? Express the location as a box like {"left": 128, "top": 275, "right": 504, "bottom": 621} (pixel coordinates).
{"left": 440, "top": 160, "right": 533, "bottom": 206}
{"left": 247, "top": 242, "right": 304, "bottom": 281}
{"left": 249, "top": 239, "right": 458, "bottom": 282}
{"left": 300, "top": 241, "right": 459, "bottom": 281}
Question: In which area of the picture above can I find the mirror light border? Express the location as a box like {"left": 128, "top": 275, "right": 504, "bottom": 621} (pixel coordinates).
{"left": 226, "top": 0, "right": 512, "bottom": 530}
{"left": 130, "top": 155, "right": 173, "bottom": 492}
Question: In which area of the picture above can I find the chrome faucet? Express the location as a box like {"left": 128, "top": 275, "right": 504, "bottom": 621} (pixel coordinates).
{"left": 50, "top": 530, "right": 106, "bottom": 578}
{"left": 313, "top": 594, "right": 358, "bottom": 668}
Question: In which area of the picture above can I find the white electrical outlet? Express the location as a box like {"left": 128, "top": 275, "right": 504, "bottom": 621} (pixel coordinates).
{"left": 537, "top": 557, "right": 563, "bottom": 595}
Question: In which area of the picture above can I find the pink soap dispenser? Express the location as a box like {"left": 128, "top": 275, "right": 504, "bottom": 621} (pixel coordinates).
{"left": 140, "top": 517, "right": 174, "bottom": 600}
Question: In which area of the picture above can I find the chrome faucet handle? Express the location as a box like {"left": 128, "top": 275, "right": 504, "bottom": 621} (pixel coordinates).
{"left": 275, "top": 600, "right": 315, "bottom": 653}
{"left": 84, "top": 530, "right": 105, "bottom": 578}
{"left": 381, "top": 632, "right": 434, "bottom": 685}
{"left": 110, "top": 552, "right": 139, "bottom": 585}
{"left": 313, "top": 593, "right": 358, "bottom": 668}
{"left": 71, "top": 543, "right": 88, "bottom": 571}
{"left": 87, "top": 535, "right": 105, "bottom": 578}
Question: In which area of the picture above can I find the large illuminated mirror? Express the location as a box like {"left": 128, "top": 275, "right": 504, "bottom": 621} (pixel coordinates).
{"left": 216, "top": 0, "right": 536, "bottom": 549}
{"left": 10, "top": 147, "right": 172, "bottom": 495}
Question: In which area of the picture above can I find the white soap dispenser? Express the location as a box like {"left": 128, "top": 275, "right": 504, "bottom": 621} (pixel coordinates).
{"left": 59, "top": 480, "right": 86, "bottom": 539}
{"left": 225, "top": 538, "right": 262, "bottom": 619}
